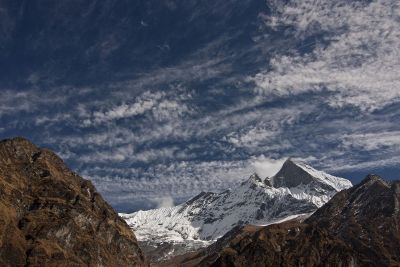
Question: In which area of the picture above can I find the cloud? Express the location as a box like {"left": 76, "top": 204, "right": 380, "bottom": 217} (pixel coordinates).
{"left": 82, "top": 159, "right": 253, "bottom": 207}
{"left": 0, "top": 90, "right": 65, "bottom": 117}
{"left": 111, "top": 54, "right": 233, "bottom": 91}
{"left": 341, "top": 131, "right": 400, "bottom": 151}
{"left": 80, "top": 144, "right": 135, "bottom": 163}
{"left": 154, "top": 196, "right": 175, "bottom": 208}
{"left": 34, "top": 113, "right": 72, "bottom": 126}
{"left": 252, "top": 156, "right": 286, "bottom": 178}
{"left": 226, "top": 127, "right": 278, "bottom": 148}
{"left": 252, "top": 0, "right": 400, "bottom": 111}
{"left": 91, "top": 91, "right": 164, "bottom": 124}
{"left": 85, "top": 88, "right": 194, "bottom": 125}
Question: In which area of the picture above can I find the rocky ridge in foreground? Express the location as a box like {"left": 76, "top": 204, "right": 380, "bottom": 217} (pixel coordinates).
{"left": 0, "top": 137, "right": 148, "bottom": 266}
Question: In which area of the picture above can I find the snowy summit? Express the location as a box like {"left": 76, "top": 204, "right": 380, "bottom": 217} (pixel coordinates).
{"left": 120, "top": 159, "right": 352, "bottom": 260}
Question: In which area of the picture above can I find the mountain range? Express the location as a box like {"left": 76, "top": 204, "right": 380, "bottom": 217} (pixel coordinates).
{"left": 121, "top": 159, "right": 352, "bottom": 261}
{"left": 171, "top": 174, "right": 400, "bottom": 267}
{"left": 1, "top": 137, "right": 399, "bottom": 267}
{"left": 1, "top": 0, "right": 399, "bottom": 266}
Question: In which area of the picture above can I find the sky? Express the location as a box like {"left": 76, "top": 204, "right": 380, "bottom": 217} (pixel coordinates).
{"left": 1, "top": 0, "right": 400, "bottom": 212}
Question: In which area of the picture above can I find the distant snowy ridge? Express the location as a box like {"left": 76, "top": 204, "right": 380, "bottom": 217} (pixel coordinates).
{"left": 120, "top": 159, "right": 352, "bottom": 260}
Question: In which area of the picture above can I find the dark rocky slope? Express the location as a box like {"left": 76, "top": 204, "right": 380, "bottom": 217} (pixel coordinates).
{"left": 173, "top": 174, "right": 400, "bottom": 267}
{"left": 0, "top": 137, "right": 148, "bottom": 266}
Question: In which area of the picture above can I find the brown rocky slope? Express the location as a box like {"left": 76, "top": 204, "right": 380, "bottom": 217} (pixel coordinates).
{"left": 0, "top": 137, "right": 148, "bottom": 266}
{"left": 172, "top": 174, "right": 400, "bottom": 267}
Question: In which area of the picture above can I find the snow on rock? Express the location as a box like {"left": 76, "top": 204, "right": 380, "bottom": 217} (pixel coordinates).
{"left": 120, "top": 159, "right": 352, "bottom": 260}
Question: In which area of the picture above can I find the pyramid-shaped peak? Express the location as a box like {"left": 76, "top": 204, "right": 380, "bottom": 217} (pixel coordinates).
{"left": 265, "top": 159, "right": 352, "bottom": 191}
{"left": 267, "top": 159, "right": 315, "bottom": 188}
{"left": 279, "top": 158, "right": 309, "bottom": 171}
{"left": 282, "top": 158, "right": 302, "bottom": 168}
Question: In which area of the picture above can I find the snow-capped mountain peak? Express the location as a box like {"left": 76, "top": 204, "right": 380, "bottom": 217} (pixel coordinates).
{"left": 266, "top": 159, "right": 352, "bottom": 192}
{"left": 121, "top": 160, "right": 352, "bottom": 261}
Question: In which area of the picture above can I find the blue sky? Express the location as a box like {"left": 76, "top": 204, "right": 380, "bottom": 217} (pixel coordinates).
{"left": 1, "top": 0, "right": 400, "bottom": 212}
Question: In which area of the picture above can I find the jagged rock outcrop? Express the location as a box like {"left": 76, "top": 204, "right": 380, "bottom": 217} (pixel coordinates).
{"left": 0, "top": 137, "right": 148, "bottom": 267}
{"left": 178, "top": 174, "right": 400, "bottom": 267}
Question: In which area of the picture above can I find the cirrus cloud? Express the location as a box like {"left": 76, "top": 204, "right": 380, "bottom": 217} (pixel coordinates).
{"left": 252, "top": 0, "right": 400, "bottom": 111}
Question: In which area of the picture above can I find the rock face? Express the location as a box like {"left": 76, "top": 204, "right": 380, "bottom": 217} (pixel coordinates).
{"left": 182, "top": 175, "right": 400, "bottom": 267}
{"left": 121, "top": 159, "right": 352, "bottom": 262}
{"left": 0, "top": 137, "right": 148, "bottom": 267}
{"left": 266, "top": 159, "right": 351, "bottom": 191}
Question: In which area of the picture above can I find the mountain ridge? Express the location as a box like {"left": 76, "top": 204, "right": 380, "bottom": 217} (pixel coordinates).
{"left": 0, "top": 137, "right": 148, "bottom": 266}
{"left": 121, "top": 158, "right": 352, "bottom": 261}
{"left": 177, "top": 175, "right": 400, "bottom": 267}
